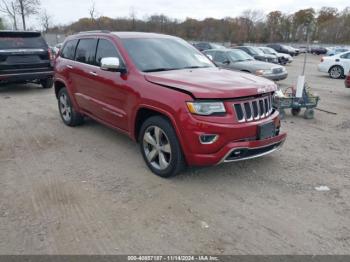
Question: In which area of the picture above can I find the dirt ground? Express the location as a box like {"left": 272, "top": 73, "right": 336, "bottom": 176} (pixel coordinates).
{"left": 0, "top": 55, "right": 350, "bottom": 255}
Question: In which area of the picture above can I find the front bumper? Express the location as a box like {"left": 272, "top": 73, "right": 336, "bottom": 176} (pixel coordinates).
{"left": 179, "top": 111, "right": 287, "bottom": 166}
{"left": 264, "top": 72, "right": 288, "bottom": 81}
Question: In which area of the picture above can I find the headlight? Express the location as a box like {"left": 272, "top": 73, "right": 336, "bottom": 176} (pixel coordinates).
{"left": 256, "top": 69, "right": 273, "bottom": 75}
{"left": 187, "top": 101, "right": 226, "bottom": 116}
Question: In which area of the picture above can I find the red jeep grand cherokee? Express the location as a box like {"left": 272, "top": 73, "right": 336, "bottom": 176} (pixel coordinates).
{"left": 346, "top": 72, "right": 350, "bottom": 88}
{"left": 54, "top": 31, "right": 286, "bottom": 177}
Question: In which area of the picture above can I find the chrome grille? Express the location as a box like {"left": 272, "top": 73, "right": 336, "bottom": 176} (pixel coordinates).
{"left": 233, "top": 94, "right": 273, "bottom": 122}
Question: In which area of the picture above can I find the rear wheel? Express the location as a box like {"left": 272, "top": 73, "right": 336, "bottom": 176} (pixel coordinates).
{"left": 41, "top": 78, "right": 53, "bottom": 89}
{"left": 304, "top": 109, "right": 315, "bottom": 119}
{"left": 58, "top": 88, "right": 84, "bottom": 126}
{"left": 139, "top": 116, "right": 185, "bottom": 178}
{"left": 329, "top": 66, "right": 344, "bottom": 79}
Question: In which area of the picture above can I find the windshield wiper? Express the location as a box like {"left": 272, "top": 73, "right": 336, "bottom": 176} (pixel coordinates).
{"left": 181, "top": 66, "right": 211, "bottom": 69}
{"left": 143, "top": 68, "right": 180, "bottom": 73}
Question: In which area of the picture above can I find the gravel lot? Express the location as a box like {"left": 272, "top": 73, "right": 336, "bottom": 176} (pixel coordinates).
{"left": 0, "top": 55, "right": 350, "bottom": 255}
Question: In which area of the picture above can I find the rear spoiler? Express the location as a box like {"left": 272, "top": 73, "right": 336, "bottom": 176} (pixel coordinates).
{"left": 0, "top": 31, "right": 42, "bottom": 37}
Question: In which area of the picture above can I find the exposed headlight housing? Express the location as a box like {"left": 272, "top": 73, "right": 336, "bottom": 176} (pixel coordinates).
{"left": 187, "top": 101, "right": 226, "bottom": 116}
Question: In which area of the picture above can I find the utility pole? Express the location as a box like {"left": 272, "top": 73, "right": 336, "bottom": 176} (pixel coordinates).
{"left": 19, "top": 0, "right": 26, "bottom": 30}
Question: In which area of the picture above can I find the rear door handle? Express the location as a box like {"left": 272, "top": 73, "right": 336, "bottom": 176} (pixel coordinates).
{"left": 89, "top": 71, "right": 98, "bottom": 76}
{"left": 66, "top": 65, "right": 73, "bottom": 69}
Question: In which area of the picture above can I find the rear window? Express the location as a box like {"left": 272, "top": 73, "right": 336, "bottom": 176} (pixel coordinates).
{"left": 0, "top": 35, "right": 47, "bottom": 49}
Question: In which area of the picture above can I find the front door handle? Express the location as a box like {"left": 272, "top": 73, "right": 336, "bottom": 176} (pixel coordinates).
{"left": 66, "top": 65, "right": 73, "bottom": 69}
{"left": 89, "top": 71, "right": 98, "bottom": 76}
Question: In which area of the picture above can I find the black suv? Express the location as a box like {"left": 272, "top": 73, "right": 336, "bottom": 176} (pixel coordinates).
{"left": 267, "top": 44, "right": 297, "bottom": 57}
{"left": 0, "top": 31, "right": 53, "bottom": 88}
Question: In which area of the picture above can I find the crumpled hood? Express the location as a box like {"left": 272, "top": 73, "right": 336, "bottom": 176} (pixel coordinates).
{"left": 144, "top": 67, "right": 277, "bottom": 99}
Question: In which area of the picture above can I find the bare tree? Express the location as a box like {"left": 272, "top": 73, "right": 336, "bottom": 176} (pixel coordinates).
{"left": 16, "top": 0, "right": 41, "bottom": 30}
{"left": 129, "top": 6, "right": 137, "bottom": 30}
{"left": 0, "top": 0, "right": 18, "bottom": 29}
{"left": 39, "top": 9, "right": 50, "bottom": 32}
{"left": 89, "top": 1, "right": 97, "bottom": 20}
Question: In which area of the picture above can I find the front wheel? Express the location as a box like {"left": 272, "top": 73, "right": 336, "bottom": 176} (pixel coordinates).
{"left": 139, "top": 116, "right": 185, "bottom": 178}
{"left": 291, "top": 108, "right": 301, "bottom": 116}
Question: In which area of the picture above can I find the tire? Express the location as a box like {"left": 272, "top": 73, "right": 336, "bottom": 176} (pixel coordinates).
{"left": 57, "top": 88, "right": 84, "bottom": 126}
{"left": 304, "top": 109, "right": 315, "bottom": 119}
{"left": 291, "top": 108, "right": 301, "bottom": 116}
{"left": 329, "top": 66, "right": 344, "bottom": 79}
{"left": 139, "top": 116, "right": 185, "bottom": 178}
{"left": 41, "top": 78, "right": 53, "bottom": 89}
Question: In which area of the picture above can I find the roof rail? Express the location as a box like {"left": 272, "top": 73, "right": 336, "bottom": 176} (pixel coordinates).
{"left": 78, "top": 30, "right": 111, "bottom": 34}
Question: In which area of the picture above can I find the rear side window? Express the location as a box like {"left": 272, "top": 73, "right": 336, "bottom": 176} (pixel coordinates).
{"left": 341, "top": 52, "right": 350, "bottom": 59}
{"left": 0, "top": 35, "right": 47, "bottom": 49}
{"left": 95, "top": 39, "right": 123, "bottom": 66}
{"left": 75, "top": 39, "right": 98, "bottom": 65}
{"left": 61, "top": 39, "right": 78, "bottom": 60}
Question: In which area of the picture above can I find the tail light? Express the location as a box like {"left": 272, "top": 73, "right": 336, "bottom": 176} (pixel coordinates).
{"left": 48, "top": 49, "right": 54, "bottom": 61}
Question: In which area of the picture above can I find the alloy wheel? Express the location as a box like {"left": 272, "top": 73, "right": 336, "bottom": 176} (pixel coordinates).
{"left": 59, "top": 93, "right": 72, "bottom": 122}
{"left": 143, "top": 126, "right": 172, "bottom": 170}
{"left": 330, "top": 67, "right": 342, "bottom": 79}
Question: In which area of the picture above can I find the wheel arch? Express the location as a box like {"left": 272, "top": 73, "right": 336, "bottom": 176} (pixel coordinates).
{"left": 133, "top": 106, "right": 180, "bottom": 143}
{"left": 54, "top": 80, "right": 67, "bottom": 98}
{"left": 328, "top": 64, "right": 344, "bottom": 73}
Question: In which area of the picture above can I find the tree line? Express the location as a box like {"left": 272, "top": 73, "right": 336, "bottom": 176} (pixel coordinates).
{"left": 48, "top": 7, "right": 350, "bottom": 44}
{"left": 1, "top": 1, "right": 350, "bottom": 45}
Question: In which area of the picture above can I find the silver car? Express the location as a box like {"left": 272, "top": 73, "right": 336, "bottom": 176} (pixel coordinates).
{"left": 204, "top": 49, "right": 288, "bottom": 81}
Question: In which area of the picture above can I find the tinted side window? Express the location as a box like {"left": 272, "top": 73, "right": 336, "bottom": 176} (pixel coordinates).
{"left": 61, "top": 40, "right": 78, "bottom": 60}
{"left": 341, "top": 52, "right": 350, "bottom": 59}
{"left": 75, "top": 39, "right": 98, "bottom": 65}
{"left": 95, "top": 39, "right": 123, "bottom": 66}
{"left": 214, "top": 52, "right": 228, "bottom": 63}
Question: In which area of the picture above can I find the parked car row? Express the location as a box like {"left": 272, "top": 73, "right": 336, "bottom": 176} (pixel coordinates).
{"left": 192, "top": 42, "right": 289, "bottom": 81}
{"left": 204, "top": 49, "right": 287, "bottom": 81}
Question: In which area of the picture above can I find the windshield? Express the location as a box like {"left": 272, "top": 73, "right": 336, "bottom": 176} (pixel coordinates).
{"left": 261, "top": 47, "right": 276, "bottom": 55}
{"left": 0, "top": 36, "right": 47, "bottom": 49}
{"left": 250, "top": 47, "right": 265, "bottom": 55}
{"left": 122, "top": 38, "right": 215, "bottom": 72}
{"left": 212, "top": 43, "right": 226, "bottom": 49}
{"left": 228, "top": 50, "right": 254, "bottom": 62}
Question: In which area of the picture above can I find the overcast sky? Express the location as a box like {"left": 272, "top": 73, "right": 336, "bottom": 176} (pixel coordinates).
{"left": 28, "top": 0, "right": 349, "bottom": 28}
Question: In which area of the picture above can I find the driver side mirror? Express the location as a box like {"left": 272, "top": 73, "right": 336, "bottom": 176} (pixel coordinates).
{"left": 101, "top": 57, "right": 126, "bottom": 73}
{"left": 223, "top": 60, "right": 230, "bottom": 65}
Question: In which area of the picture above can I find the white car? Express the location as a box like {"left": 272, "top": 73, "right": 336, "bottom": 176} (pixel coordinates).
{"left": 318, "top": 51, "right": 350, "bottom": 79}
